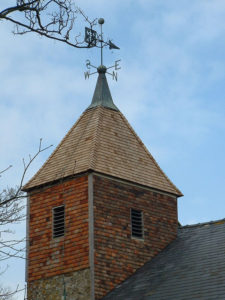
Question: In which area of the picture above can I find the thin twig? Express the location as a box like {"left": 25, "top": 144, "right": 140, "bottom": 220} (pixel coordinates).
{"left": 0, "top": 1, "right": 98, "bottom": 49}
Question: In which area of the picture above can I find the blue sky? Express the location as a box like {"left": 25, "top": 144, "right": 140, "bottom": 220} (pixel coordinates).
{"left": 1, "top": 0, "right": 225, "bottom": 298}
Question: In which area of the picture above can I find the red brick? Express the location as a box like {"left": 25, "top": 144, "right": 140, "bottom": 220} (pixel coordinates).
{"left": 93, "top": 175, "right": 177, "bottom": 299}
{"left": 28, "top": 175, "right": 89, "bottom": 282}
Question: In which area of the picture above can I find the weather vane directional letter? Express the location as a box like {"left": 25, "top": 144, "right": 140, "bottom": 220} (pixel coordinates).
{"left": 84, "top": 18, "right": 121, "bottom": 81}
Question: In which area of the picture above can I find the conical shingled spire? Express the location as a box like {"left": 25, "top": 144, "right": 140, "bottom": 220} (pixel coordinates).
{"left": 23, "top": 106, "right": 182, "bottom": 196}
{"left": 87, "top": 65, "right": 119, "bottom": 111}
{"left": 22, "top": 67, "right": 182, "bottom": 197}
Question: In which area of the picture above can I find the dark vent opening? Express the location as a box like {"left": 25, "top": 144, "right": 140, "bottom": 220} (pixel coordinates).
{"left": 131, "top": 209, "right": 143, "bottom": 239}
{"left": 53, "top": 205, "right": 65, "bottom": 238}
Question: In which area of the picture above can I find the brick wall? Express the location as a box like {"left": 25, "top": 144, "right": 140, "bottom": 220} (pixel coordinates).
{"left": 93, "top": 175, "right": 178, "bottom": 299}
{"left": 27, "top": 172, "right": 178, "bottom": 299}
{"left": 28, "top": 175, "right": 89, "bottom": 283}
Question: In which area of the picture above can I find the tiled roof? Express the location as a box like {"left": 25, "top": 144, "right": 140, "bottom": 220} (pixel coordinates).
{"left": 23, "top": 106, "right": 181, "bottom": 195}
{"left": 23, "top": 70, "right": 182, "bottom": 196}
{"left": 102, "top": 219, "right": 225, "bottom": 300}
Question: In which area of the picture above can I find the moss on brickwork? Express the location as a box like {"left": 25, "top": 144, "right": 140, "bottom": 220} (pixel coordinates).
{"left": 28, "top": 268, "right": 91, "bottom": 300}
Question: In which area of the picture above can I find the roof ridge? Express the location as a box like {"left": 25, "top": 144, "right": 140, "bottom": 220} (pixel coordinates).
{"left": 118, "top": 111, "right": 183, "bottom": 197}
{"left": 22, "top": 111, "right": 86, "bottom": 191}
{"left": 89, "top": 107, "right": 104, "bottom": 169}
{"left": 63, "top": 107, "right": 99, "bottom": 176}
{"left": 181, "top": 218, "right": 225, "bottom": 229}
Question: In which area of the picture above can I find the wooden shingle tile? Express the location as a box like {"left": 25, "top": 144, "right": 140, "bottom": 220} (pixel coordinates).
{"left": 23, "top": 106, "right": 182, "bottom": 196}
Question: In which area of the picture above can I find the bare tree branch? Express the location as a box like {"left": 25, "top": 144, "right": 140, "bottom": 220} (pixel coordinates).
{"left": 0, "top": 283, "right": 25, "bottom": 299}
{"left": 0, "top": 139, "right": 52, "bottom": 208}
{"left": 0, "top": 139, "right": 52, "bottom": 298}
{"left": 0, "top": 166, "right": 12, "bottom": 177}
{"left": 0, "top": 1, "right": 98, "bottom": 48}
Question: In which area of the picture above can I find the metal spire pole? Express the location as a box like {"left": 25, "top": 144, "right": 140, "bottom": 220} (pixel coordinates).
{"left": 84, "top": 17, "right": 121, "bottom": 81}
{"left": 98, "top": 18, "right": 104, "bottom": 65}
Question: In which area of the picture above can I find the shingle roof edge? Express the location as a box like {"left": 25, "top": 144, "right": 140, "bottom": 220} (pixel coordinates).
{"left": 22, "top": 106, "right": 183, "bottom": 196}
{"left": 118, "top": 111, "right": 183, "bottom": 197}
{"left": 22, "top": 111, "right": 87, "bottom": 191}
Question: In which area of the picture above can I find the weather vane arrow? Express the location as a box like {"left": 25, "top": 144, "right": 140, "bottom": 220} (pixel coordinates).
{"left": 84, "top": 18, "right": 121, "bottom": 81}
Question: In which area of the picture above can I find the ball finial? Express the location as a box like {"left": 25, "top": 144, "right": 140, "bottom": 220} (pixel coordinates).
{"left": 98, "top": 18, "right": 105, "bottom": 25}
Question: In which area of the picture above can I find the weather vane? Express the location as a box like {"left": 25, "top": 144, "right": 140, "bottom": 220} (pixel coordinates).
{"left": 84, "top": 18, "right": 121, "bottom": 81}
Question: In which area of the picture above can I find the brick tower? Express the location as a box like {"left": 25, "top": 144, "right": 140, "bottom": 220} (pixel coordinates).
{"left": 23, "top": 65, "right": 182, "bottom": 300}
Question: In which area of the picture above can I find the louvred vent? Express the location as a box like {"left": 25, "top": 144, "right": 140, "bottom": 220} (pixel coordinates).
{"left": 53, "top": 205, "right": 65, "bottom": 238}
{"left": 131, "top": 209, "right": 143, "bottom": 239}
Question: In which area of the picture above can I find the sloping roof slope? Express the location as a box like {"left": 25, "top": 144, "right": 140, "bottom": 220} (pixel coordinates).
{"left": 23, "top": 105, "right": 181, "bottom": 195}
{"left": 23, "top": 69, "right": 181, "bottom": 195}
{"left": 102, "top": 219, "right": 225, "bottom": 300}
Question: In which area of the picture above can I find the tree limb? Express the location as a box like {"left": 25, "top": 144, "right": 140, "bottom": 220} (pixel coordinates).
{"left": 0, "top": 1, "right": 98, "bottom": 49}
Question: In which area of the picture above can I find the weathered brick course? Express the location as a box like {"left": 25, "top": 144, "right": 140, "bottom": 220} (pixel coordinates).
{"left": 93, "top": 175, "right": 177, "bottom": 299}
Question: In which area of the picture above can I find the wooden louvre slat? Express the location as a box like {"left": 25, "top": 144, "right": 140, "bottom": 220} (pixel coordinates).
{"left": 53, "top": 206, "right": 65, "bottom": 238}
{"left": 131, "top": 209, "right": 143, "bottom": 239}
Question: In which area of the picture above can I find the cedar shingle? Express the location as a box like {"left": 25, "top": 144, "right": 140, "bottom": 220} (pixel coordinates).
{"left": 23, "top": 106, "right": 182, "bottom": 196}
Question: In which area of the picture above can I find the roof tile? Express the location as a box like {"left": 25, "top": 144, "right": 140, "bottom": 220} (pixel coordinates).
{"left": 23, "top": 106, "right": 182, "bottom": 196}
{"left": 102, "top": 219, "right": 225, "bottom": 300}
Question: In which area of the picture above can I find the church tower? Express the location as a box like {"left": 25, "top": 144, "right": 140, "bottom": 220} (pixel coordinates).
{"left": 23, "top": 63, "right": 182, "bottom": 299}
